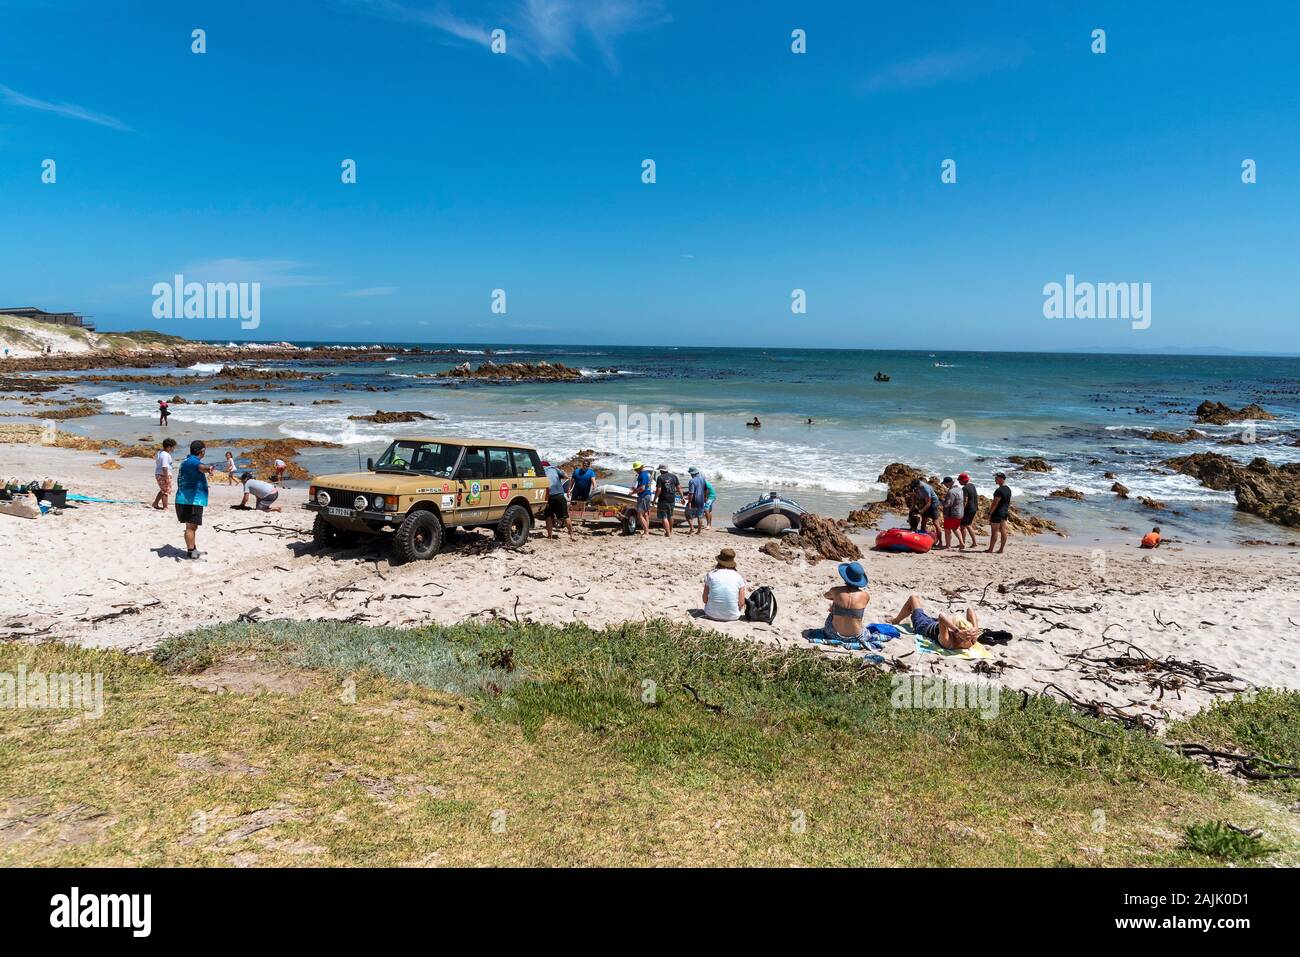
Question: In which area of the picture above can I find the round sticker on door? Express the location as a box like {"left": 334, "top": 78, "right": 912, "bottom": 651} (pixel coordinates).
{"left": 471, "top": 482, "right": 481, "bottom": 495}
{"left": 499, "top": 485, "right": 509, "bottom": 500}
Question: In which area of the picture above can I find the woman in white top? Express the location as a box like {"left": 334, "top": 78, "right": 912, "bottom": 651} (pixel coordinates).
{"left": 702, "top": 548, "right": 747, "bottom": 621}
{"left": 152, "top": 438, "right": 177, "bottom": 510}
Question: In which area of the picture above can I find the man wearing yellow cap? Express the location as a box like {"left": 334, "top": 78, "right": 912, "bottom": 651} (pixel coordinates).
{"left": 631, "top": 461, "right": 653, "bottom": 536}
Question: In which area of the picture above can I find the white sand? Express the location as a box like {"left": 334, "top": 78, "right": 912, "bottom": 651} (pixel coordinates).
{"left": 3, "top": 443, "right": 1298, "bottom": 723}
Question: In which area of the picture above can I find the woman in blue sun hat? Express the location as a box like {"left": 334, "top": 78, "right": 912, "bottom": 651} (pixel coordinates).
{"left": 823, "top": 561, "right": 871, "bottom": 642}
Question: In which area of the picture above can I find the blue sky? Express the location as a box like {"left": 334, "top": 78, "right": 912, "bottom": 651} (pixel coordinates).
{"left": 1, "top": 0, "right": 1297, "bottom": 352}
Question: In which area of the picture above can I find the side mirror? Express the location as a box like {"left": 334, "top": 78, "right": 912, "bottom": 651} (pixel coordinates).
{"left": 366, "top": 457, "right": 375, "bottom": 471}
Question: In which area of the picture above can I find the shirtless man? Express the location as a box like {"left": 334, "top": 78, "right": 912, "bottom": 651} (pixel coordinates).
{"left": 888, "top": 593, "right": 981, "bottom": 650}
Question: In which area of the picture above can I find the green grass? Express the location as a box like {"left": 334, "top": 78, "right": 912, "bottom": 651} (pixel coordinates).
{"left": 1183, "top": 821, "right": 1277, "bottom": 862}
{"left": 1170, "top": 689, "right": 1300, "bottom": 797}
{"left": 4, "top": 619, "right": 1298, "bottom": 866}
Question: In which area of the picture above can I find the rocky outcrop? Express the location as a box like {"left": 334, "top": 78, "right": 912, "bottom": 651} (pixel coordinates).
{"left": 1048, "top": 488, "right": 1085, "bottom": 500}
{"left": 1111, "top": 482, "right": 1130, "bottom": 499}
{"left": 1143, "top": 429, "right": 1206, "bottom": 444}
{"left": 346, "top": 410, "right": 435, "bottom": 424}
{"left": 1194, "top": 401, "right": 1276, "bottom": 426}
{"left": 1164, "top": 452, "right": 1300, "bottom": 527}
{"left": 2, "top": 345, "right": 394, "bottom": 373}
{"left": 556, "top": 449, "right": 614, "bottom": 479}
{"left": 843, "top": 462, "right": 1062, "bottom": 536}
{"left": 1008, "top": 456, "right": 1052, "bottom": 472}
{"left": 438, "top": 361, "right": 585, "bottom": 383}
{"left": 215, "top": 365, "right": 324, "bottom": 381}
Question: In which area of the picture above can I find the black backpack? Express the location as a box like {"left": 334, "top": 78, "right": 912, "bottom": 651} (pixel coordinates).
{"left": 745, "top": 586, "right": 778, "bottom": 624}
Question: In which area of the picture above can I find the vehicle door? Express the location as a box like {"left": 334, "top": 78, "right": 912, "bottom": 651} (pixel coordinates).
{"left": 454, "top": 446, "right": 490, "bottom": 526}
{"left": 484, "top": 447, "right": 515, "bottom": 521}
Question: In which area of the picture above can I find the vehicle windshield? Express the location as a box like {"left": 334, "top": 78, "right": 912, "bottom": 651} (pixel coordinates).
{"left": 374, "top": 441, "right": 461, "bottom": 477}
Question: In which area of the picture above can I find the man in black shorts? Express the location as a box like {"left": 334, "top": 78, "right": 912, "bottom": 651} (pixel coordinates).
{"left": 654, "top": 464, "right": 680, "bottom": 537}
{"left": 958, "top": 472, "right": 979, "bottom": 550}
{"left": 541, "top": 460, "right": 573, "bottom": 540}
{"left": 987, "top": 471, "right": 1011, "bottom": 554}
{"left": 174, "top": 440, "right": 216, "bottom": 559}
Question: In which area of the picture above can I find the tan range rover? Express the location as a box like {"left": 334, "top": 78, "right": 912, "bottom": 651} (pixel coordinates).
{"left": 306, "top": 437, "right": 548, "bottom": 563}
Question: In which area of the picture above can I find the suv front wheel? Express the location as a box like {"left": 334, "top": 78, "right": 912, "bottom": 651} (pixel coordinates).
{"left": 392, "top": 509, "right": 443, "bottom": 564}
{"left": 495, "top": 503, "right": 532, "bottom": 547}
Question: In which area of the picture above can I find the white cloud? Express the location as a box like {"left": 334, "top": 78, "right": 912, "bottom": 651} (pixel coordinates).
{"left": 182, "top": 259, "right": 332, "bottom": 289}
{"left": 0, "top": 84, "right": 131, "bottom": 131}
{"left": 354, "top": 0, "right": 667, "bottom": 69}
{"left": 861, "top": 44, "right": 1024, "bottom": 93}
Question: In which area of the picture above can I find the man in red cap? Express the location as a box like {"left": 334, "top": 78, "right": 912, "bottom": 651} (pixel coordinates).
{"left": 958, "top": 472, "right": 979, "bottom": 550}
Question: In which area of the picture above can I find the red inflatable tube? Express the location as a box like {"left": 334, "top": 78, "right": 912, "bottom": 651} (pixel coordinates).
{"left": 875, "top": 528, "right": 935, "bottom": 553}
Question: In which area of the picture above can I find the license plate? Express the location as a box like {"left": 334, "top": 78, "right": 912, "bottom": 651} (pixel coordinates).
{"left": 327, "top": 507, "right": 353, "bottom": 517}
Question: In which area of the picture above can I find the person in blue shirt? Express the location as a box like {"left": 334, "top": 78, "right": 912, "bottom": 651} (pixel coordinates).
{"left": 631, "top": 460, "right": 653, "bottom": 536}
{"left": 570, "top": 458, "right": 597, "bottom": 517}
{"left": 174, "top": 440, "right": 216, "bottom": 559}
{"left": 685, "top": 466, "right": 708, "bottom": 535}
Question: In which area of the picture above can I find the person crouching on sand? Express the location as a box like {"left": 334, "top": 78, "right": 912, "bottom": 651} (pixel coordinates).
{"left": 823, "top": 562, "right": 871, "bottom": 642}
{"left": 702, "top": 548, "right": 747, "bottom": 621}
{"left": 152, "top": 437, "right": 177, "bottom": 510}
{"left": 888, "top": 593, "right": 980, "bottom": 650}
{"left": 239, "top": 472, "right": 282, "bottom": 512}
{"left": 1141, "top": 526, "right": 1162, "bottom": 549}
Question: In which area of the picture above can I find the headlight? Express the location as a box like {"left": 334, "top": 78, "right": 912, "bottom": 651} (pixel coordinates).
{"left": 353, "top": 494, "right": 369, "bottom": 511}
{"left": 316, "top": 490, "right": 331, "bottom": 507}
{"left": 372, "top": 495, "right": 386, "bottom": 510}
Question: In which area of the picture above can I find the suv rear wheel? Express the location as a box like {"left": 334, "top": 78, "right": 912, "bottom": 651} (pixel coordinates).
{"left": 392, "top": 509, "right": 443, "bottom": 563}
{"left": 495, "top": 503, "right": 532, "bottom": 547}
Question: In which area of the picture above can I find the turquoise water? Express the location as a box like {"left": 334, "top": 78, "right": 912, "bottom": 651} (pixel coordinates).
{"left": 38, "top": 345, "right": 1300, "bottom": 544}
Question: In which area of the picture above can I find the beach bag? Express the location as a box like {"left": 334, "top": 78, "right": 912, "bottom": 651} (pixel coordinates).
{"left": 745, "top": 586, "right": 778, "bottom": 624}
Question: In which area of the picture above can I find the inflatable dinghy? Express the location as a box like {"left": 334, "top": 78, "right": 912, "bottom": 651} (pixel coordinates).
{"left": 875, "top": 528, "right": 934, "bottom": 553}
{"left": 732, "top": 492, "right": 806, "bottom": 536}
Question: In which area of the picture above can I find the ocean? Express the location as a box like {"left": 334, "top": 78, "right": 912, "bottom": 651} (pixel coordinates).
{"left": 49, "top": 344, "right": 1300, "bottom": 546}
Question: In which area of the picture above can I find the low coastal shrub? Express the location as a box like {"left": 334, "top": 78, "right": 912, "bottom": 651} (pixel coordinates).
{"left": 153, "top": 618, "right": 521, "bottom": 698}
{"left": 1183, "top": 821, "right": 1277, "bottom": 862}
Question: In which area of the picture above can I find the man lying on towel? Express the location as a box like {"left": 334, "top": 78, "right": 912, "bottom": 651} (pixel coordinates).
{"left": 887, "top": 593, "right": 981, "bottom": 650}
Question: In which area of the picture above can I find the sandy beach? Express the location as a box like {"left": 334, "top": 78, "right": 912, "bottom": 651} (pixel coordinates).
{"left": 4, "top": 441, "right": 1297, "bottom": 725}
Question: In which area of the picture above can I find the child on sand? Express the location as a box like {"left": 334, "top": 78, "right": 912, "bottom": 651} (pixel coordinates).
{"left": 225, "top": 452, "right": 238, "bottom": 485}
{"left": 1141, "top": 526, "right": 1162, "bottom": 549}
{"left": 152, "top": 438, "right": 177, "bottom": 510}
